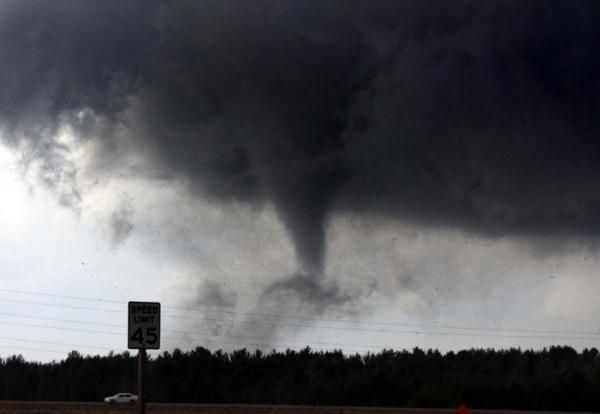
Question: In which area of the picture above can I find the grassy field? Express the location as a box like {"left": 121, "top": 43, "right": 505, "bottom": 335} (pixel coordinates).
{"left": 0, "top": 402, "right": 592, "bottom": 414}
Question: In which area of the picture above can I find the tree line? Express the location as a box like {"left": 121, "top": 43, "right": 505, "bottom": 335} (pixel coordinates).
{"left": 1, "top": 346, "right": 599, "bottom": 410}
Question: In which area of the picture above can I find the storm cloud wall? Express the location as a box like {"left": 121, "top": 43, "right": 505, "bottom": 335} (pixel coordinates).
{"left": 2, "top": 1, "right": 600, "bottom": 303}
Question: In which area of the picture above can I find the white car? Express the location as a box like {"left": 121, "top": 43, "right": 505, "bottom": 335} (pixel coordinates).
{"left": 104, "top": 393, "right": 138, "bottom": 404}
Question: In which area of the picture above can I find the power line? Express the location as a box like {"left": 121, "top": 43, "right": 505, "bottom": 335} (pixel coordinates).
{"left": 2, "top": 295, "right": 600, "bottom": 339}
{"left": 0, "top": 309, "right": 376, "bottom": 350}
{"left": 0, "top": 320, "right": 374, "bottom": 351}
{"left": 1, "top": 317, "right": 600, "bottom": 351}
{"left": 0, "top": 288, "right": 124, "bottom": 305}
{"left": 0, "top": 297, "right": 123, "bottom": 313}
{"left": 3, "top": 286, "right": 600, "bottom": 331}
{"left": 162, "top": 313, "right": 600, "bottom": 338}
{"left": 0, "top": 312, "right": 122, "bottom": 328}
{"left": 0, "top": 320, "right": 122, "bottom": 336}
{"left": 0, "top": 320, "right": 372, "bottom": 353}
{"left": 0, "top": 344, "right": 67, "bottom": 355}
{"left": 4, "top": 277, "right": 600, "bottom": 305}
{"left": 0, "top": 335, "right": 114, "bottom": 351}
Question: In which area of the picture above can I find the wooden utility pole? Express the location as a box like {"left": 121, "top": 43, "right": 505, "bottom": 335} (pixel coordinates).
{"left": 137, "top": 349, "right": 146, "bottom": 414}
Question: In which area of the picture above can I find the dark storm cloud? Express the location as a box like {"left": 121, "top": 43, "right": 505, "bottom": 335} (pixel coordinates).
{"left": 2, "top": 1, "right": 600, "bottom": 305}
{"left": 341, "top": 1, "right": 600, "bottom": 238}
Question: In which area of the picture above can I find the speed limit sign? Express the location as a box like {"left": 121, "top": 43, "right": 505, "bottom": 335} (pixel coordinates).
{"left": 128, "top": 301, "right": 161, "bottom": 349}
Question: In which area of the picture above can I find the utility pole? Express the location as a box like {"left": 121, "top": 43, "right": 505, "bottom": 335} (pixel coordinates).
{"left": 138, "top": 349, "right": 146, "bottom": 414}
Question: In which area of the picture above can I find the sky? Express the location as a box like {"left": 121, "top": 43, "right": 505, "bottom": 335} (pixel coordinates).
{"left": 1, "top": 0, "right": 600, "bottom": 362}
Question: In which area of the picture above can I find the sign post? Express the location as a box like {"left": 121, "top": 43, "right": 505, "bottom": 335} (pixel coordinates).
{"left": 128, "top": 301, "right": 161, "bottom": 414}
{"left": 137, "top": 349, "right": 146, "bottom": 414}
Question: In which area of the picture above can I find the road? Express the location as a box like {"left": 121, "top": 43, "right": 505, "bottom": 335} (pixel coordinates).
{"left": 0, "top": 402, "right": 592, "bottom": 414}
